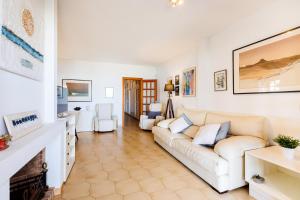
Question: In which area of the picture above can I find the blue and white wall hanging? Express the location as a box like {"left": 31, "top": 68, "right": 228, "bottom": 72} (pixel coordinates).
{"left": 0, "top": 0, "right": 44, "bottom": 81}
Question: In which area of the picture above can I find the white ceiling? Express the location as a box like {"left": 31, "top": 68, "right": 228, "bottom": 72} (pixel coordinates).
{"left": 58, "top": 0, "right": 276, "bottom": 66}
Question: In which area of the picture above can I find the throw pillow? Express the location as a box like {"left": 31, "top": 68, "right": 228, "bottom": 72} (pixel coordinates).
{"left": 157, "top": 118, "right": 176, "bottom": 129}
{"left": 182, "top": 125, "right": 200, "bottom": 138}
{"left": 147, "top": 111, "right": 161, "bottom": 119}
{"left": 192, "top": 124, "right": 221, "bottom": 145}
{"left": 169, "top": 114, "right": 193, "bottom": 134}
{"left": 215, "top": 121, "right": 230, "bottom": 144}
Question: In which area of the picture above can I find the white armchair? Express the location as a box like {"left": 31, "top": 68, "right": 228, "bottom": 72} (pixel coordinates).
{"left": 139, "top": 103, "right": 164, "bottom": 130}
{"left": 94, "top": 104, "right": 118, "bottom": 132}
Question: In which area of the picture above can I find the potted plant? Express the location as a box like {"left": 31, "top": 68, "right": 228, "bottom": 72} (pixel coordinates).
{"left": 273, "top": 135, "right": 300, "bottom": 160}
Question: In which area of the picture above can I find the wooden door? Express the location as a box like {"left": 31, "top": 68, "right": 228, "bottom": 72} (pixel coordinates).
{"left": 142, "top": 80, "right": 157, "bottom": 115}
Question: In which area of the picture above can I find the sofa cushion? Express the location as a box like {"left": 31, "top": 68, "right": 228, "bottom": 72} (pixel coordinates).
{"left": 173, "top": 139, "right": 228, "bottom": 176}
{"left": 157, "top": 118, "right": 176, "bottom": 129}
{"left": 169, "top": 114, "right": 193, "bottom": 134}
{"left": 99, "top": 119, "right": 114, "bottom": 132}
{"left": 152, "top": 126, "right": 190, "bottom": 146}
{"left": 192, "top": 124, "right": 221, "bottom": 145}
{"left": 176, "top": 107, "right": 207, "bottom": 126}
{"left": 182, "top": 125, "right": 199, "bottom": 138}
{"left": 205, "top": 113, "right": 266, "bottom": 139}
{"left": 214, "top": 136, "right": 266, "bottom": 160}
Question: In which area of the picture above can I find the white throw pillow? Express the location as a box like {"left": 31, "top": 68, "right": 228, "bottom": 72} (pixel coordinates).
{"left": 169, "top": 114, "right": 193, "bottom": 134}
{"left": 192, "top": 124, "right": 221, "bottom": 145}
{"left": 157, "top": 118, "right": 176, "bottom": 129}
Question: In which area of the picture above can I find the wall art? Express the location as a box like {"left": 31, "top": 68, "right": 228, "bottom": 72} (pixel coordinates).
{"left": 214, "top": 69, "right": 227, "bottom": 91}
{"left": 182, "top": 67, "right": 196, "bottom": 97}
{"left": 175, "top": 75, "right": 180, "bottom": 85}
{"left": 4, "top": 111, "right": 42, "bottom": 141}
{"left": 175, "top": 85, "right": 180, "bottom": 96}
{"left": 62, "top": 79, "right": 93, "bottom": 102}
{"left": 0, "top": 0, "right": 44, "bottom": 81}
{"left": 233, "top": 26, "right": 300, "bottom": 94}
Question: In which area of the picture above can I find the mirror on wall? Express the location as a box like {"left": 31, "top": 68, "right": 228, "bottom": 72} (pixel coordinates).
{"left": 105, "top": 87, "right": 114, "bottom": 98}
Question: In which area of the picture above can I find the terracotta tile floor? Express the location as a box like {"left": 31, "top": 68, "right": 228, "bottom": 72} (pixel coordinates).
{"left": 55, "top": 120, "right": 253, "bottom": 200}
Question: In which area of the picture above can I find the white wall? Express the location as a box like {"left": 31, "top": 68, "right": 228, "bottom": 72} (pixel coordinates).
{"left": 0, "top": 71, "right": 44, "bottom": 133}
{"left": 157, "top": 42, "right": 211, "bottom": 110}
{"left": 158, "top": 0, "right": 300, "bottom": 138}
{"left": 58, "top": 59, "right": 157, "bottom": 126}
{"left": 44, "top": 0, "right": 58, "bottom": 123}
{"left": 206, "top": 0, "right": 300, "bottom": 119}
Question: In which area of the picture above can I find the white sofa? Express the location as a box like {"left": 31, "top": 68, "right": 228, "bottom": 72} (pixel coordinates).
{"left": 152, "top": 107, "right": 267, "bottom": 193}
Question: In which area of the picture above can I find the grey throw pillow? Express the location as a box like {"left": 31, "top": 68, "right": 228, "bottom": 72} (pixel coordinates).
{"left": 215, "top": 121, "right": 230, "bottom": 144}
{"left": 181, "top": 114, "right": 193, "bottom": 126}
{"left": 147, "top": 111, "right": 161, "bottom": 119}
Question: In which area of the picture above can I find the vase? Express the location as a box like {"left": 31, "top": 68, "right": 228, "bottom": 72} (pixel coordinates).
{"left": 282, "top": 147, "right": 295, "bottom": 160}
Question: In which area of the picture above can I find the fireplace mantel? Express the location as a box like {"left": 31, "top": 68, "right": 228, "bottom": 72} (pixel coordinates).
{"left": 0, "top": 120, "right": 66, "bottom": 200}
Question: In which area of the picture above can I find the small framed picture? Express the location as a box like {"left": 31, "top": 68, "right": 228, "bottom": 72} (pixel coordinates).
{"left": 175, "top": 86, "right": 179, "bottom": 96}
{"left": 214, "top": 70, "right": 227, "bottom": 91}
{"left": 175, "top": 75, "right": 180, "bottom": 85}
{"left": 105, "top": 87, "right": 114, "bottom": 98}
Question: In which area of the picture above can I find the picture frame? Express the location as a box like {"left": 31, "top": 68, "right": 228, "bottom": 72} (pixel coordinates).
{"left": 233, "top": 26, "right": 300, "bottom": 94}
{"left": 214, "top": 69, "right": 227, "bottom": 91}
{"left": 182, "top": 67, "right": 196, "bottom": 97}
{"left": 175, "top": 75, "right": 180, "bottom": 85}
{"left": 175, "top": 85, "right": 179, "bottom": 96}
{"left": 0, "top": 1, "right": 45, "bottom": 81}
{"left": 62, "top": 79, "right": 92, "bottom": 102}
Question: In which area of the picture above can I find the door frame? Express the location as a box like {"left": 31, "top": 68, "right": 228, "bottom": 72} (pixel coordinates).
{"left": 122, "top": 77, "right": 143, "bottom": 127}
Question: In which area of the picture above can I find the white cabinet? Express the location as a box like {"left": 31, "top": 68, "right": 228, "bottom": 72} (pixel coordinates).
{"left": 245, "top": 146, "right": 300, "bottom": 200}
{"left": 59, "top": 114, "right": 76, "bottom": 181}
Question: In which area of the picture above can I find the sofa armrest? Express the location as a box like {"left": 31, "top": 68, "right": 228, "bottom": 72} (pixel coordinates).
{"left": 156, "top": 118, "right": 176, "bottom": 129}
{"left": 140, "top": 115, "right": 149, "bottom": 120}
{"left": 214, "top": 136, "right": 266, "bottom": 160}
{"left": 155, "top": 116, "right": 165, "bottom": 124}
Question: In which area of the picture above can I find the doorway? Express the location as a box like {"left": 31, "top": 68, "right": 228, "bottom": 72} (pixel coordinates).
{"left": 122, "top": 77, "right": 143, "bottom": 127}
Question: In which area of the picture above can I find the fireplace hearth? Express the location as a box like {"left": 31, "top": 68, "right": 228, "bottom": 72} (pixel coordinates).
{"left": 10, "top": 149, "right": 54, "bottom": 200}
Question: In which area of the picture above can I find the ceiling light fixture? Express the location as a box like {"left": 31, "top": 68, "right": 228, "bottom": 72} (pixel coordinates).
{"left": 170, "top": 0, "right": 184, "bottom": 7}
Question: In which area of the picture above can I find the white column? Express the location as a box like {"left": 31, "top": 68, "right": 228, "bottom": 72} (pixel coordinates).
{"left": 0, "top": 180, "right": 9, "bottom": 200}
{"left": 44, "top": 0, "right": 58, "bottom": 123}
{"left": 45, "top": 124, "right": 65, "bottom": 189}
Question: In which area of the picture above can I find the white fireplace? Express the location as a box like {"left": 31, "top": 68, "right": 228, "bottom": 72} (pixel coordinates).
{"left": 0, "top": 120, "right": 66, "bottom": 200}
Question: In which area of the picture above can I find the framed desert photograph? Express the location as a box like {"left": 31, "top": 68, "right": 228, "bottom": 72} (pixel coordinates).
{"left": 214, "top": 70, "right": 227, "bottom": 91}
{"left": 233, "top": 26, "right": 300, "bottom": 94}
{"left": 182, "top": 67, "right": 196, "bottom": 97}
{"left": 62, "top": 79, "right": 92, "bottom": 102}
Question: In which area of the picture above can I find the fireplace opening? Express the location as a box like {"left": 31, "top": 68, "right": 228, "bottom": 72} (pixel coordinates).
{"left": 10, "top": 149, "right": 54, "bottom": 200}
